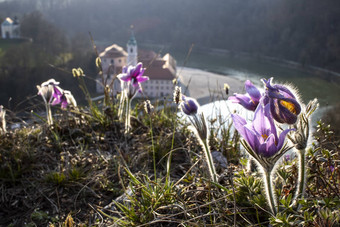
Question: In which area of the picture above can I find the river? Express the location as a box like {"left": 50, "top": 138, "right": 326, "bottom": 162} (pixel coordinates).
{"left": 171, "top": 48, "right": 340, "bottom": 108}
{"left": 164, "top": 47, "right": 340, "bottom": 125}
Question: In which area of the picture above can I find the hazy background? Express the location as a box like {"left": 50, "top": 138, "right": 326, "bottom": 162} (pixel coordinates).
{"left": 0, "top": 0, "right": 339, "bottom": 111}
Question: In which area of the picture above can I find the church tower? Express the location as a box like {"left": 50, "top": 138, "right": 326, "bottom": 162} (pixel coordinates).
{"left": 127, "top": 27, "right": 137, "bottom": 66}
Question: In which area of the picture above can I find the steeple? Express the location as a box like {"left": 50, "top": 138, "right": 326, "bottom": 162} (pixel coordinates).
{"left": 127, "top": 25, "right": 138, "bottom": 66}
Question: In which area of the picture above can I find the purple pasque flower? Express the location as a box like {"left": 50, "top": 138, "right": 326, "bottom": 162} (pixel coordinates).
{"left": 118, "top": 62, "right": 149, "bottom": 88}
{"left": 232, "top": 103, "right": 293, "bottom": 158}
{"left": 228, "top": 80, "right": 262, "bottom": 111}
{"left": 262, "top": 78, "right": 301, "bottom": 124}
{"left": 180, "top": 95, "right": 199, "bottom": 115}
{"left": 37, "top": 79, "right": 63, "bottom": 104}
{"left": 52, "top": 90, "right": 77, "bottom": 109}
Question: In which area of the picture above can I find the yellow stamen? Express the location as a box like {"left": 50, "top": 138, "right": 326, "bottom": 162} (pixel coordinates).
{"left": 262, "top": 134, "right": 268, "bottom": 140}
{"left": 280, "top": 100, "right": 297, "bottom": 114}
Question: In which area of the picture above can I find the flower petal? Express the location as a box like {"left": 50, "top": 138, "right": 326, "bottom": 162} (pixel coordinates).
{"left": 231, "top": 114, "right": 256, "bottom": 148}
{"left": 243, "top": 124, "right": 260, "bottom": 151}
{"left": 277, "top": 128, "right": 294, "bottom": 151}
{"left": 228, "top": 94, "right": 256, "bottom": 111}
{"left": 136, "top": 75, "right": 149, "bottom": 83}
{"left": 263, "top": 134, "right": 278, "bottom": 157}
{"left": 245, "top": 80, "right": 261, "bottom": 103}
{"left": 51, "top": 99, "right": 58, "bottom": 106}
{"left": 253, "top": 104, "right": 274, "bottom": 139}
{"left": 118, "top": 73, "right": 131, "bottom": 82}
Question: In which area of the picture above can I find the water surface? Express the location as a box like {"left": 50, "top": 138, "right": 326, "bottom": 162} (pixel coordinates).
{"left": 172, "top": 49, "right": 340, "bottom": 107}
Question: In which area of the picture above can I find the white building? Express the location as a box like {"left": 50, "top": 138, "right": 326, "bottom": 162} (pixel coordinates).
{"left": 96, "top": 33, "right": 177, "bottom": 98}
{"left": 96, "top": 44, "right": 127, "bottom": 93}
{"left": 139, "top": 50, "right": 177, "bottom": 98}
{"left": 1, "top": 17, "right": 20, "bottom": 39}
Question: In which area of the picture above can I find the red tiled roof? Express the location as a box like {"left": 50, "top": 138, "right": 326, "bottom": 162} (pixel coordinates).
{"left": 138, "top": 49, "right": 159, "bottom": 62}
{"left": 139, "top": 51, "right": 177, "bottom": 80}
{"left": 144, "top": 62, "right": 176, "bottom": 80}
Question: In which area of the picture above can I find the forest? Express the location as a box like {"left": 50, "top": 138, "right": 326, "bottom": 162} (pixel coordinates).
{"left": 0, "top": 11, "right": 96, "bottom": 112}
{"left": 1, "top": 0, "right": 339, "bottom": 71}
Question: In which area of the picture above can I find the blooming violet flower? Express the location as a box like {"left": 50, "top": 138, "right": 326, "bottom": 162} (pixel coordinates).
{"left": 118, "top": 63, "right": 149, "bottom": 100}
{"left": 52, "top": 90, "right": 77, "bottom": 109}
{"left": 37, "top": 79, "right": 63, "bottom": 125}
{"left": 118, "top": 62, "right": 149, "bottom": 88}
{"left": 117, "top": 62, "right": 149, "bottom": 134}
{"left": 228, "top": 80, "right": 261, "bottom": 111}
{"left": 232, "top": 103, "right": 293, "bottom": 158}
{"left": 232, "top": 103, "right": 294, "bottom": 215}
{"left": 37, "top": 79, "right": 63, "bottom": 104}
{"left": 262, "top": 78, "right": 301, "bottom": 124}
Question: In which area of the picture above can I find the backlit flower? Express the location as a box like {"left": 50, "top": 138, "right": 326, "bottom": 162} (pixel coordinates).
{"left": 262, "top": 78, "right": 301, "bottom": 124}
{"left": 228, "top": 80, "right": 261, "bottom": 111}
{"left": 37, "top": 79, "right": 63, "bottom": 104}
{"left": 232, "top": 103, "right": 293, "bottom": 158}
{"left": 118, "top": 62, "right": 149, "bottom": 88}
{"left": 52, "top": 90, "right": 77, "bottom": 109}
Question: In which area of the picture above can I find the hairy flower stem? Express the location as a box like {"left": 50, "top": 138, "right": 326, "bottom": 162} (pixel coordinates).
{"left": 118, "top": 92, "right": 126, "bottom": 121}
{"left": 263, "top": 168, "right": 277, "bottom": 215}
{"left": 46, "top": 103, "right": 53, "bottom": 125}
{"left": 125, "top": 98, "right": 131, "bottom": 134}
{"left": 294, "top": 148, "right": 306, "bottom": 203}
{"left": 201, "top": 138, "right": 218, "bottom": 183}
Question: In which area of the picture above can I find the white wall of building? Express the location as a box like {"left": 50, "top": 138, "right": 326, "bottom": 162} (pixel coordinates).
{"left": 142, "top": 79, "right": 174, "bottom": 98}
{"left": 96, "top": 56, "right": 127, "bottom": 93}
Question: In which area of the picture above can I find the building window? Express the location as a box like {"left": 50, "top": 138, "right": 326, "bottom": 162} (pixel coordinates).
{"left": 161, "top": 86, "right": 163, "bottom": 89}
{"left": 160, "top": 81, "right": 163, "bottom": 84}
{"left": 156, "top": 86, "right": 159, "bottom": 89}
{"left": 119, "top": 59, "right": 122, "bottom": 63}
{"left": 130, "top": 48, "right": 133, "bottom": 53}
{"left": 150, "top": 80, "right": 153, "bottom": 84}
{"left": 145, "top": 86, "right": 148, "bottom": 89}
{"left": 111, "top": 59, "right": 114, "bottom": 64}
{"left": 155, "top": 81, "right": 159, "bottom": 84}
